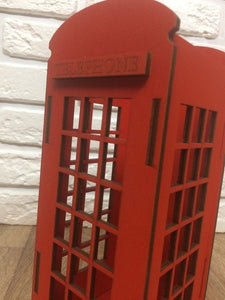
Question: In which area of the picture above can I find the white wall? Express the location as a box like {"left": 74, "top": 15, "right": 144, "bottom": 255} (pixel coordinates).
{"left": 0, "top": 0, "right": 225, "bottom": 231}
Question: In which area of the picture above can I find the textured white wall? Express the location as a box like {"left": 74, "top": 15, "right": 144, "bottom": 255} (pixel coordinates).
{"left": 0, "top": 0, "right": 225, "bottom": 231}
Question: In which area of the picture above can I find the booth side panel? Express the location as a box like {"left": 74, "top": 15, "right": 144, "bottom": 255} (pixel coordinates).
{"left": 32, "top": 82, "right": 65, "bottom": 300}
{"left": 146, "top": 36, "right": 225, "bottom": 300}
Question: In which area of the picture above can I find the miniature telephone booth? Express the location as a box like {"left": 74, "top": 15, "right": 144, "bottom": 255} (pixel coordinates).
{"left": 32, "top": 0, "right": 225, "bottom": 299}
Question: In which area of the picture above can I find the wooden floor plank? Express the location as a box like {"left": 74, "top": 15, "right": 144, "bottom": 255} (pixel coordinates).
{"left": 0, "top": 225, "right": 32, "bottom": 247}
{"left": 205, "top": 234, "right": 225, "bottom": 300}
{"left": 4, "top": 226, "right": 36, "bottom": 300}
{"left": 0, "top": 247, "right": 24, "bottom": 299}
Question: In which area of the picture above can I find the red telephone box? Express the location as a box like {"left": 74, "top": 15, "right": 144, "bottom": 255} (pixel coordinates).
{"left": 32, "top": 0, "right": 225, "bottom": 299}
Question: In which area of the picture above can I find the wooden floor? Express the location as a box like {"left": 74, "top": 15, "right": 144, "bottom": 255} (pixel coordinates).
{"left": 0, "top": 225, "right": 224, "bottom": 300}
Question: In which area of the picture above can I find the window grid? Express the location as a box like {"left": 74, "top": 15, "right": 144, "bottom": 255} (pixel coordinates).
{"left": 51, "top": 96, "right": 129, "bottom": 300}
{"left": 158, "top": 105, "right": 217, "bottom": 300}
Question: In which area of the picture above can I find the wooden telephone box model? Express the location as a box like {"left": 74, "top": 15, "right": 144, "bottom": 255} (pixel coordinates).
{"left": 32, "top": 0, "right": 225, "bottom": 299}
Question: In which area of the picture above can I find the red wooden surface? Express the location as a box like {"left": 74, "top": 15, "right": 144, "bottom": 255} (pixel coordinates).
{"left": 145, "top": 35, "right": 225, "bottom": 300}
{"left": 32, "top": 0, "right": 225, "bottom": 299}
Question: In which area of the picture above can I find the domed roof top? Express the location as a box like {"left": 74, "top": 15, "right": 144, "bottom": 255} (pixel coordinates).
{"left": 49, "top": 0, "right": 179, "bottom": 62}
